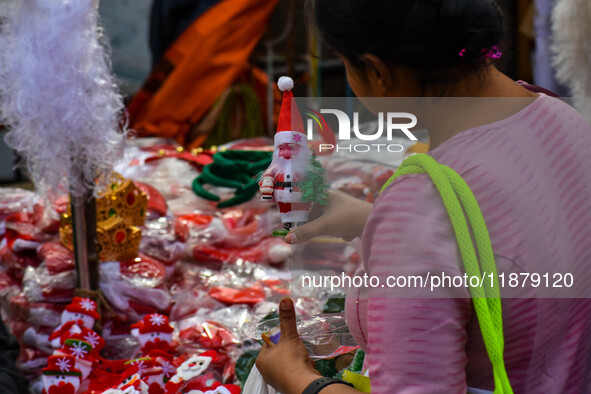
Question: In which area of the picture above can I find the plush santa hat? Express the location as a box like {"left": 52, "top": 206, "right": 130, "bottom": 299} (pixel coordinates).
{"left": 213, "top": 384, "right": 242, "bottom": 394}
{"left": 60, "top": 339, "right": 93, "bottom": 361}
{"left": 275, "top": 76, "right": 307, "bottom": 147}
{"left": 65, "top": 297, "right": 100, "bottom": 320}
{"left": 132, "top": 313, "right": 174, "bottom": 334}
{"left": 42, "top": 355, "right": 82, "bottom": 377}
{"left": 48, "top": 319, "right": 84, "bottom": 341}
{"left": 69, "top": 328, "right": 105, "bottom": 355}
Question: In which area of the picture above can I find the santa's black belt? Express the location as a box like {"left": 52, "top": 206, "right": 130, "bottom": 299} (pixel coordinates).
{"left": 275, "top": 182, "right": 299, "bottom": 188}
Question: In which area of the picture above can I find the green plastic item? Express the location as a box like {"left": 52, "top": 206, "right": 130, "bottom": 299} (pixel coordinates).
{"left": 315, "top": 358, "right": 338, "bottom": 378}
{"left": 381, "top": 154, "right": 513, "bottom": 394}
{"left": 322, "top": 295, "right": 346, "bottom": 314}
{"left": 235, "top": 350, "right": 259, "bottom": 384}
{"left": 192, "top": 150, "right": 272, "bottom": 208}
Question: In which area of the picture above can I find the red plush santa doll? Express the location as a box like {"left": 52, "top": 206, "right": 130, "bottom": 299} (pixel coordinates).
{"left": 42, "top": 355, "right": 82, "bottom": 394}
{"left": 259, "top": 76, "right": 313, "bottom": 232}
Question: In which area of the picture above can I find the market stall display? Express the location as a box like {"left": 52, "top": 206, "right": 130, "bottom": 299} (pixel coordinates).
{"left": 0, "top": 132, "right": 401, "bottom": 392}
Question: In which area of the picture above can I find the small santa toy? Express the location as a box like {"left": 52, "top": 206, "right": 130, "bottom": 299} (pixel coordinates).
{"left": 259, "top": 76, "right": 317, "bottom": 234}
{"left": 50, "top": 297, "right": 100, "bottom": 347}
{"left": 163, "top": 351, "right": 218, "bottom": 394}
{"left": 131, "top": 313, "right": 175, "bottom": 354}
{"left": 42, "top": 355, "right": 82, "bottom": 394}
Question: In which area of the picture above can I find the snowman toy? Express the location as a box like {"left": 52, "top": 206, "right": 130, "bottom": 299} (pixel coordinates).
{"left": 50, "top": 297, "right": 100, "bottom": 348}
{"left": 42, "top": 355, "right": 82, "bottom": 394}
{"left": 116, "top": 366, "right": 149, "bottom": 394}
{"left": 131, "top": 313, "right": 174, "bottom": 354}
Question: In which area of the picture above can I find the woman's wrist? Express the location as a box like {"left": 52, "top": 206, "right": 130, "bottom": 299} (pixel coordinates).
{"left": 280, "top": 368, "right": 322, "bottom": 394}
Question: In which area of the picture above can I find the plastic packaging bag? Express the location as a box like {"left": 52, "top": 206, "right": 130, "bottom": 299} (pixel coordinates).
{"left": 242, "top": 313, "right": 359, "bottom": 360}
{"left": 242, "top": 365, "right": 275, "bottom": 394}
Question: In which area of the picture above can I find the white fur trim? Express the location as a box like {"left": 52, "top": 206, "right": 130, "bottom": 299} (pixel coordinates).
{"left": 274, "top": 131, "right": 307, "bottom": 146}
{"left": 278, "top": 76, "right": 294, "bottom": 92}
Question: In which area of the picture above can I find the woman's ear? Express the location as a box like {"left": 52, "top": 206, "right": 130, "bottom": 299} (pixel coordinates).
{"left": 360, "top": 54, "right": 394, "bottom": 94}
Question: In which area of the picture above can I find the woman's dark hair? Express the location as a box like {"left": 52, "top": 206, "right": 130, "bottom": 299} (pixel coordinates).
{"left": 311, "top": 0, "right": 504, "bottom": 95}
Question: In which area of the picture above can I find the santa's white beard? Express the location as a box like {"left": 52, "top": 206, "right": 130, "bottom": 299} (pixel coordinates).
{"left": 266, "top": 149, "right": 311, "bottom": 179}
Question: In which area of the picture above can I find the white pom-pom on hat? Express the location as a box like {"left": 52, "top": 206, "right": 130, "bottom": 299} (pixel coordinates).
{"left": 277, "top": 76, "right": 294, "bottom": 92}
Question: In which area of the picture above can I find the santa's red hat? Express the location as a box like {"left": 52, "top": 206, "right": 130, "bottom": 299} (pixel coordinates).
{"left": 198, "top": 350, "right": 219, "bottom": 362}
{"left": 48, "top": 319, "right": 83, "bottom": 341}
{"left": 42, "top": 355, "right": 82, "bottom": 377}
{"left": 275, "top": 76, "right": 307, "bottom": 147}
{"left": 65, "top": 297, "right": 100, "bottom": 320}
{"left": 132, "top": 313, "right": 174, "bottom": 334}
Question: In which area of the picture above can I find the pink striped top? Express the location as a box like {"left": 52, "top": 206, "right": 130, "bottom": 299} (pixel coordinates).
{"left": 345, "top": 95, "right": 591, "bottom": 393}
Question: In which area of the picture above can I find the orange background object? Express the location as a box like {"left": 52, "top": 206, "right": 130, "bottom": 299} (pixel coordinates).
{"left": 128, "top": 0, "right": 279, "bottom": 146}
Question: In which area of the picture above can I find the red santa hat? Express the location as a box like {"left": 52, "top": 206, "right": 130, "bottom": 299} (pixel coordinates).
{"left": 48, "top": 319, "right": 84, "bottom": 341}
{"left": 60, "top": 338, "right": 94, "bottom": 361}
{"left": 65, "top": 297, "right": 100, "bottom": 320}
{"left": 197, "top": 350, "right": 219, "bottom": 362}
{"left": 132, "top": 313, "right": 174, "bottom": 334}
{"left": 275, "top": 76, "right": 307, "bottom": 147}
{"left": 69, "top": 329, "right": 105, "bottom": 354}
{"left": 42, "top": 355, "right": 82, "bottom": 377}
{"left": 214, "top": 384, "right": 242, "bottom": 394}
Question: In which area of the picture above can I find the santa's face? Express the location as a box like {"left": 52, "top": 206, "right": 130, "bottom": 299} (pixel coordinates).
{"left": 175, "top": 356, "right": 212, "bottom": 381}
{"left": 278, "top": 143, "right": 301, "bottom": 159}
{"left": 138, "top": 331, "right": 172, "bottom": 347}
{"left": 42, "top": 374, "right": 81, "bottom": 393}
{"left": 61, "top": 311, "right": 95, "bottom": 329}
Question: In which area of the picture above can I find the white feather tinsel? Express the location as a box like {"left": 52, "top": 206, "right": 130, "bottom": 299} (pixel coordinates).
{"left": 0, "top": 0, "right": 126, "bottom": 198}
{"left": 552, "top": 0, "right": 591, "bottom": 124}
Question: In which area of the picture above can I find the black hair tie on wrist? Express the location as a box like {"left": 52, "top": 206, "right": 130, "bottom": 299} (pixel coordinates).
{"left": 302, "top": 377, "right": 354, "bottom": 394}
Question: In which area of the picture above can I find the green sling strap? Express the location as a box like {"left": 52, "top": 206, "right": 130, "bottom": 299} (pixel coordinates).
{"left": 381, "top": 153, "right": 513, "bottom": 394}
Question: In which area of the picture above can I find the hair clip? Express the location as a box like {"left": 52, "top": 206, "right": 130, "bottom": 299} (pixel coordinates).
{"left": 459, "top": 46, "right": 502, "bottom": 59}
{"left": 482, "top": 46, "right": 502, "bottom": 59}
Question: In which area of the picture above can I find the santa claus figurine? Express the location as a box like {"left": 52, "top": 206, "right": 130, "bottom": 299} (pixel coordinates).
{"left": 163, "top": 351, "right": 218, "bottom": 394}
{"left": 49, "top": 297, "right": 100, "bottom": 348}
{"left": 259, "top": 76, "right": 315, "bottom": 234}
{"left": 131, "top": 313, "right": 175, "bottom": 354}
{"left": 42, "top": 354, "right": 82, "bottom": 394}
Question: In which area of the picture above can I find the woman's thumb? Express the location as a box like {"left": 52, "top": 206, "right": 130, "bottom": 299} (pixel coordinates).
{"left": 278, "top": 298, "right": 299, "bottom": 341}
